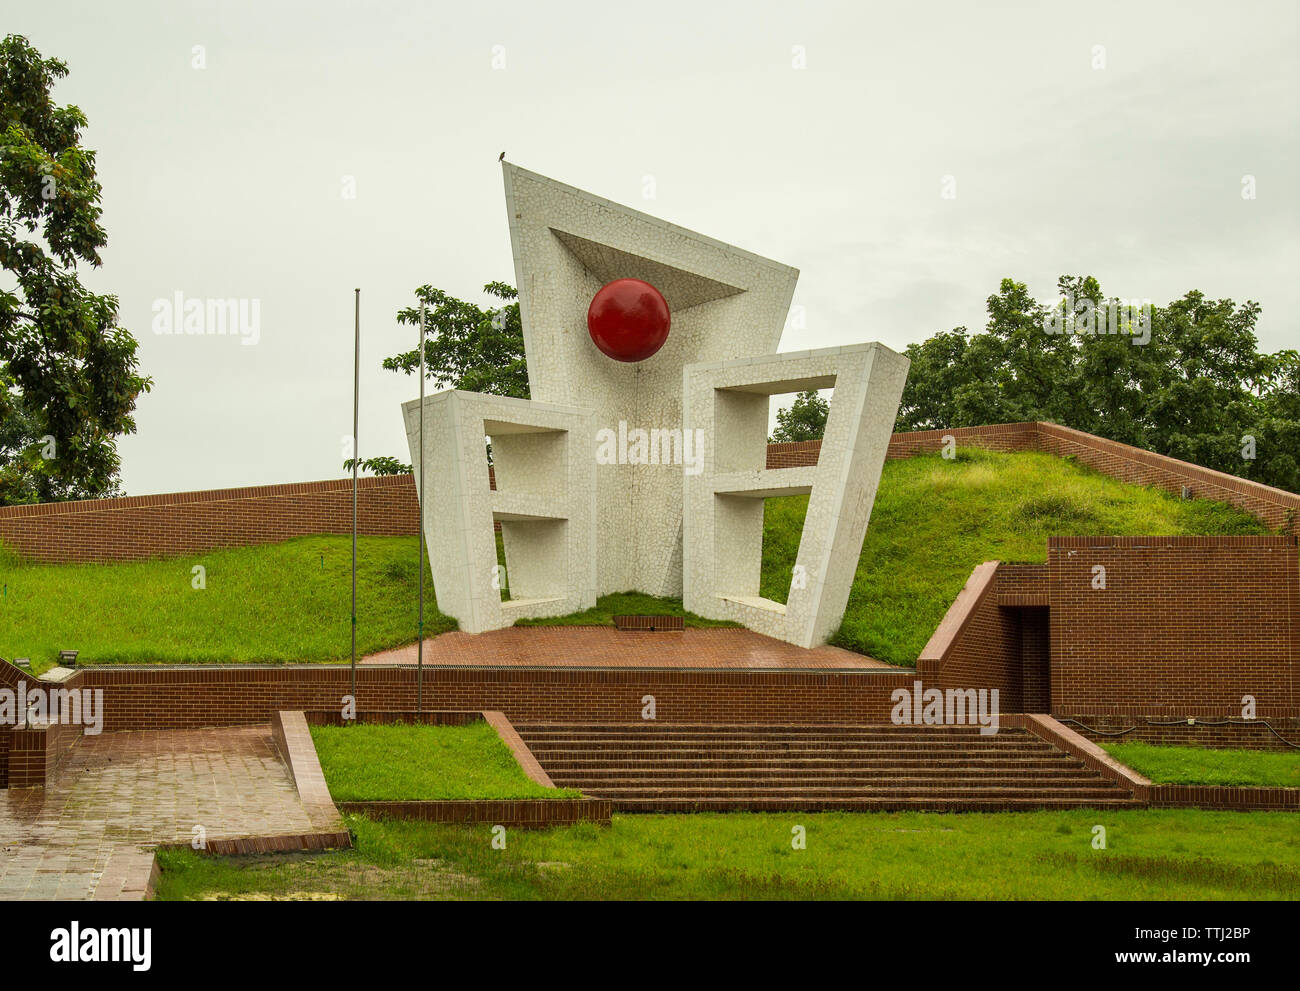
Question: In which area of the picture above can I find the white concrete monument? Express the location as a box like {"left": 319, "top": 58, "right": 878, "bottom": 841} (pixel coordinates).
{"left": 403, "top": 164, "right": 908, "bottom": 646}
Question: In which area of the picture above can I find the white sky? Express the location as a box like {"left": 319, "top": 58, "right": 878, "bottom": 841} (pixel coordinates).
{"left": 8, "top": 0, "right": 1297, "bottom": 495}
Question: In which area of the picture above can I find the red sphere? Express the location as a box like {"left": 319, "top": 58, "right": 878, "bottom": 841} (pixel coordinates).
{"left": 586, "top": 278, "right": 671, "bottom": 362}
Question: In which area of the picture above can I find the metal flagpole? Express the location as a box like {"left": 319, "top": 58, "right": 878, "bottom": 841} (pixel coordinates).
{"left": 350, "top": 288, "right": 360, "bottom": 709}
{"left": 417, "top": 300, "right": 426, "bottom": 713}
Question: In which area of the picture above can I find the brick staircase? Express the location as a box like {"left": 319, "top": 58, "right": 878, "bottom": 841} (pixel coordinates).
{"left": 514, "top": 722, "right": 1140, "bottom": 812}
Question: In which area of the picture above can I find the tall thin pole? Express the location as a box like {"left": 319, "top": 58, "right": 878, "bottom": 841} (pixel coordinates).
{"left": 350, "top": 288, "right": 360, "bottom": 710}
{"left": 417, "top": 300, "right": 426, "bottom": 713}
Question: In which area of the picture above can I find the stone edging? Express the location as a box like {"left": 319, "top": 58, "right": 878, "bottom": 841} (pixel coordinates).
{"left": 482, "top": 711, "right": 556, "bottom": 787}
{"left": 271, "top": 710, "right": 352, "bottom": 836}
{"left": 294, "top": 708, "right": 611, "bottom": 828}
{"left": 1147, "top": 784, "right": 1300, "bottom": 811}
{"left": 1009, "top": 714, "right": 1151, "bottom": 798}
{"left": 916, "top": 560, "right": 999, "bottom": 679}
{"left": 1010, "top": 714, "right": 1300, "bottom": 812}
{"left": 337, "top": 798, "right": 611, "bottom": 827}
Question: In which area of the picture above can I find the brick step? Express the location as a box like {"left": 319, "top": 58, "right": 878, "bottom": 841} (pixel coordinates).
{"left": 515, "top": 722, "right": 1130, "bottom": 813}
{"left": 553, "top": 769, "right": 1112, "bottom": 785}
{"left": 519, "top": 732, "right": 1024, "bottom": 745}
{"left": 611, "top": 797, "right": 1141, "bottom": 813}
{"left": 578, "top": 784, "right": 1129, "bottom": 799}
{"left": 547, "top": 765, "right": 1105, "bottom": 782}
{"left": 518, "top": 725, "right": 1025, "bottom": 738}
{"left": 515, "top": 723, "right": 1018, "bottom": 735}
{"left": 527, "top": 744, "right": 1059, "bottom": 759}
{"left": 539, "top": 756, "right": 1084, "bottom": 771}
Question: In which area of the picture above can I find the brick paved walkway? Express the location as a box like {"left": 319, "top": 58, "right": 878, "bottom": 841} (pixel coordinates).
{"left": 0, "top": 726, "right": 326, "bottom": 900}
{"left": 362, "top": 626, "right": 894, "bottom": 670}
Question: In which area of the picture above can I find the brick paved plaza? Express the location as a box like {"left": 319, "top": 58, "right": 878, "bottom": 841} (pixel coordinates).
{"left": 0, "top": 727, "right": 336, "bottom": 900}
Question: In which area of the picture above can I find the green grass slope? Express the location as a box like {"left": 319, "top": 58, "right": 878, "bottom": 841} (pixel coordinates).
{"left": 1102, "top": 742, "right": 1300, "bottom": 787}
{"left": 761, "top": 449, "right": 1266, "bottom": 664}
{"left": 309, "top": 722, "right": 581, "bottom": 801}
{"left": 0, "top": 535, "right": 453, "bottom": 674}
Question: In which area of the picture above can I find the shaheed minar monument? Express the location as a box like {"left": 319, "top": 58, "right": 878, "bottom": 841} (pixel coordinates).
{"left": 403, "top": 164, "right": 909, "bottom": 648}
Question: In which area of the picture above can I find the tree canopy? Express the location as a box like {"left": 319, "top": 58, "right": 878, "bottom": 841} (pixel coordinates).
{"left": 898, "top": 276, "right": 1298, "bottom": 493}
{"left": 770, "top": 390, "right": 829, "bottom": 443}
{"left": 359, "top": 274, "right": 1298, "bottom": 496}
{"left": 0, "top": 35, "right": 151, "bottom": 504}
{"left": 348, "top": 281, "right": 525, "bottom": 475}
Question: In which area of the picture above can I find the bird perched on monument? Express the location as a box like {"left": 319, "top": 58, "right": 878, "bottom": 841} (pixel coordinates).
{"left": 498, "top": 151, "right": 505, "bottom": 162}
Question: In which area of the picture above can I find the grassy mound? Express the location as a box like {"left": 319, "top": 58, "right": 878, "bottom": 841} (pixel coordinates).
{"left": 514, "top": 591, "right": 735, "bottom": 629}
{"left": 0, "top": 535, "right": 453, "bottom": 675}
{"left": 760, "top": 449, "right": 1266, "bottom": 663}
{"left": 308, "top": 722, "right": 580, "bottom": 801}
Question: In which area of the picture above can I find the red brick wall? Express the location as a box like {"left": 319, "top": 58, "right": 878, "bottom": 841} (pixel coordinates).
{"left": 0, "top": 475, "right": 419, "bottom": 564}
{"left": 765, "top": 441, "right": 823, "bottom": 469}
{"left": 1047, "top": 535, "right": 1300, "bottom": 714}
{"left": 1036, "top": 422, "right": 1299, "bottom": 534}
{"left": 1020, "top": 607, "right": 1051, "bottom": 712}
{"left": 885, "top": 422, "right": 1041, "bottom": 459}
{"left": 918, "top": 561, "right": 1024, "bottom": 709}
{"left": 61, "top": 664, "right": 915, "bottom": 731}
{"left": 997, "top": 563, "right": 1050, "bottom": 606}
{"left": 1066, "top": 716, "right": 1300, "bottom": 752}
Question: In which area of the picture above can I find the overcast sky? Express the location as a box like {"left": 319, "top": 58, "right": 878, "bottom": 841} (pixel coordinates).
{"left": 9, "top": 0, "right": 1298, "bottom": 495}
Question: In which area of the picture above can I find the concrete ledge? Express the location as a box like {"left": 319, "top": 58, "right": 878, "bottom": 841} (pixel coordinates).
{"left": 483, "top": 710, "right": 555, "bottom": 788}
{"left": 1009, "top": 714, "right": 1151, "bottom": 799}
{"left": 157, "top": 830, "right": 353, "bottom": 857}
{"left": 270, "top": 710, "right": 349, "bottom": 834}
{"left": 917, "top": 560, "right": 1000, "bottom": 681}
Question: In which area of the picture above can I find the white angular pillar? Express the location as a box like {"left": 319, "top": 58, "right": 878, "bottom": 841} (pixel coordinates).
{"left": 682, "top": 344, "right": 910, "bottom": 648}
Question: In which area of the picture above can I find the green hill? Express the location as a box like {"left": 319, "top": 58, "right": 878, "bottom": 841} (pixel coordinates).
{"left": 761, "top": 449, "right": 1266, "bottom": 662}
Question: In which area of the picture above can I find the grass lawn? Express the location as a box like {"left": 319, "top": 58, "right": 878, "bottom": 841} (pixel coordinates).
{"left": 1102, "top": 742, "right": 1300, "bottom": 787}
{"left": 308, "top": 721, "right": 581, "bottom": 801}
{"left": 0, "top": 535, "right": 453, "bottom": 675}
{"left": 153, "top": 808, "right": 1300, "bottom": 900}
{"left": 0, "top": 449, "right": 1269, "bottom": 671}
{"left": 514, "top": 590, "right": 737, "bottom": 629}
{"left": 761, "top": 449, "right": 1266, "bottom": 663}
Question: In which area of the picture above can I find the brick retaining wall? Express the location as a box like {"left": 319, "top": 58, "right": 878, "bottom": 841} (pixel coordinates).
{"left": 1046, "top": 535, "right": 1299, "bottom": 713}
{"left": 0, "top": 475, "right": 419, "bottom": 564}
{"left": 1064, "top": 715, "right": 1300, "bottom": 752}
{"left": 40, "top": 664, "right": 914, "bottom": 731}
{"left": 917, "top": 561, "right": 1024, "bottom": 710}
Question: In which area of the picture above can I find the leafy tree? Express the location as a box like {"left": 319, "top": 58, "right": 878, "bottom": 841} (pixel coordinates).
{"left": 348, "top": 281, "right": 525, "bottom": 474}
{"left": 384, "top": 281, "right": 527, "bottom": 397}
{"left": 771, "top": 390, "right": 830, "bottom": 443}
{"left": 343, "top": 455, "right": 411, "bottom": 476}
{"left": 896, "top": 276, "right": 1300, "bottom": 494}
{"left": 0, "top": 35, "right": 151, "bottom": 504}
